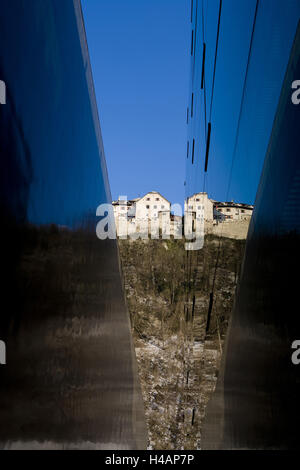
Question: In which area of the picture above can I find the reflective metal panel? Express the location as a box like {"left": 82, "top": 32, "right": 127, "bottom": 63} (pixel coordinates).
{"left": 203, "top": 20, "right": 300, "bottom": 450}
{"left": 0, "top": 0, "right": 146, "bottom": 449}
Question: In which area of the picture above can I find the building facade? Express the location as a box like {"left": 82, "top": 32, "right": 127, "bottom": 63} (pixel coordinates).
{"left": 214, "top": 202, "right": 253, "bottom": 221}
{"left": 113, "top": 191, "right": 172, "bottom": 237}
{"left": 203, "top": 19, "right": 300, "bottom": 450}
{"left": 185, "top": 192, "right": 214, "bottom": 222}
{"left": 135, "top": 191, "right": 171, "bottom": 234}
{"left": 113, "top": 190, "right": 252, "bottom": 239}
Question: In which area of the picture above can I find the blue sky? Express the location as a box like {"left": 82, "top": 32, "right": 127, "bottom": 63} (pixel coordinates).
{"left": 82, "top": 0, "right": 300, "bottom": 206}
{"left": 82, "top": 0, "right": 190, "bottom": 206}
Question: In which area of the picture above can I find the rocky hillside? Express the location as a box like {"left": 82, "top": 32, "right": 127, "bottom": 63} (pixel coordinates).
{"left": 118, "top": 236, "right": 246, "bottom": 450}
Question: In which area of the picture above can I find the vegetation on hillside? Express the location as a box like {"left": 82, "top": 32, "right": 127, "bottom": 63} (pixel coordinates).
{"left": 119, "top": 235, "right": 246, "bottom": 449}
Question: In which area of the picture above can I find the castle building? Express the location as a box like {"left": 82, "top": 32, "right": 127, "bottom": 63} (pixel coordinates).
{"left": 214, "top": 201, "right": 254, "bottom": 221}
{"left": 113, "top": 191, "right": 253, "bottom": 238}
{"left": 113, "top": 191, "right": 171, "bottom": 237}
{"left": 185, "top": 192, "right": 214, "bottom": 221}
{"left": 135, "top": 191, "right": 171, "bottom": 223}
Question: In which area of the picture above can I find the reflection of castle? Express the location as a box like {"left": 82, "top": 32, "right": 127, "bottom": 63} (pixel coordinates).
{"left": 113, "top": 191, "right": 254, "bottom": 237}
{"left": 213, "top": 201, "right": 254, "bottom": 222}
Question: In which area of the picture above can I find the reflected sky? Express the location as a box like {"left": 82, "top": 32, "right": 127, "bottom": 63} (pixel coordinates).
{"left": 0, "top": 0, "right": 110, "bottom": 228}
{"left": 186, "top": 0, "right": 300, "bottom": 204}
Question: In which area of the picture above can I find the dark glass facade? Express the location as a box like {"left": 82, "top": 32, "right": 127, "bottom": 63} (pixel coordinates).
{"left": 201, "top": 13, "right": 300, "bottom": 450}
{"left": 186, "top": 0, "right": 300, "bottom": 449}
{"left": 0, "top": 0, "right": 146, "bottom": 449}
{"left": 186, "top": 0, "right": 300, "bottom": 204}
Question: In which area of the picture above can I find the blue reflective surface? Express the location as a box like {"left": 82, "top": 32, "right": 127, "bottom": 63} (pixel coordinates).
{"left": 0, "top": 0, "right": 146, "bottom": 449}
{"left": 0, "top": 0, "right": 110, "bottom": 228}
{"left": 203, "top": 20, "right": 300, "bottom": 450}
{"left": 186, "top": 0, "right": 300, "bottom": 205}
{"left": 186, "top": 0, "right": 300, "bottom": 449}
